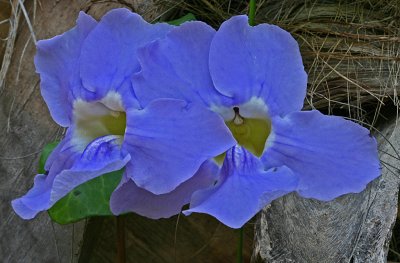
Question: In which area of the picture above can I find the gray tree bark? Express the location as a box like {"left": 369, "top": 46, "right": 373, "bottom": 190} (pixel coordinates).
{"left": 252, "top": 118, "right": 400, "bottom": 263}
{"left": 0, "top": 1, "right": 86, "bottom": 262}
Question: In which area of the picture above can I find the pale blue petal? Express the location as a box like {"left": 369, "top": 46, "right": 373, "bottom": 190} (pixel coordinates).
{"left": 12, "top": 174, "right": 53, "bottom": 219}
{"left": 133, "top": 21, "right": 230, "bottom": 107}
{"left": 262, "top": 110, "right": 380, "bottom": 200}
{"left": 50, "top": 135, "right": 130, "bottom": 203}
{"left": 12, "top": 134, "right": 130, "bottom": 219}
{"left": 11, "top": 135, "right": 78, "bottom": 219}
{"left": 184, "top": 146, "right": 298, "bottom": 229}
{"left": 110, "top": 161, "right": 218, "bottom": 219}
{"left": 209, "top": 15, "right": 307, "bottom": 116}
{"left": 124, "top": 98, "right": 236, "bottom": 195}
{"left": 79, "top": 8, "right": 173, "bottom": 108}
{"left": 34, "top": 12, "right": 97, "bottom": 126}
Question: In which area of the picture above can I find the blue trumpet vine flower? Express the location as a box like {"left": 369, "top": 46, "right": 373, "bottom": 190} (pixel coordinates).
{"left": 12, "top": 9, "right": 235, "bottom": 220}
{"left": 132, "top": 15, "right": 380, "bottom": 228}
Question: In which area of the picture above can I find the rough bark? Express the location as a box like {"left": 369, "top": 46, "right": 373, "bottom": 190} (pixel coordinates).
{"left": 252, "top": 118, "right": 400, "bottom": 263}
{"left": 0, "top": 1, "right": 86, "bottom": 262}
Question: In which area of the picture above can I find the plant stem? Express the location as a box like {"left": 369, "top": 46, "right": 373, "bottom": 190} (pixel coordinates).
{"left": 116, "top": 216, "right": 126, "bottom": 263}
{"left": 248, "top": 0, "right": 256, "bottom": 26}
{"left": 237, "top": 227, "right": 244, "bottom": 263}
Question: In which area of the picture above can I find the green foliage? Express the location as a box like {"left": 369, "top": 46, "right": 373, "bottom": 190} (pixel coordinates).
{"left": 167, "top": 13, "right": 196, "bottom": 25}
{"left": 38, "top": 141, "right": 59, "bottom": 174}
{"left": 48, "top": 170, "right": 122, "bottom": 224}
{"left": 38, "top": 142, "right": 122, "bottom": 224}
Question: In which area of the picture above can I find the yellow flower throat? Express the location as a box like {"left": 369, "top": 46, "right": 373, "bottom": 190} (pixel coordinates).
{"left": 215, "top": 107, "right": 271, "bottom": 164}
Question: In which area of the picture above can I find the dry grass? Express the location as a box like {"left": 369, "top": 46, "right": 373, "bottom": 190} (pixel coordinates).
{"left": 1, "top": 0, "right": 398, "bottom": 125}
{"left": 0, "top": 0, "right": 18, "bottom": 92}
{"left": 0, "top": 0, "right": 11, "bottom": 75}
{"left": 153, "top": 0, "right": 400, "bottom": 128}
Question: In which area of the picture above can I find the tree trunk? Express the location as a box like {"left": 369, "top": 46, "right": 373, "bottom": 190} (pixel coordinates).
{"left": 0, "top": 1, "right": 87, "bottom": 262}
{"left": 252, "top": 118, "right": 400, "bottom": 262}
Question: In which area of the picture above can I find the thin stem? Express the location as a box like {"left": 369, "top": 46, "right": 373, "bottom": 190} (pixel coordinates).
{"left": 116, "top": 216, "right": 126, "bottom": 263}
{"left": 248, "top": 0, "right": 256, "bottom": 26}
{"left": 237, "top": 227, "right": 244, "bottom": 263}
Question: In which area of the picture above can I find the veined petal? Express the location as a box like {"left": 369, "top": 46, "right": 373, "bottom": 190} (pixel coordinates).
{"left": 12, "top": 174, "right": 53, "bottom": 219}
{"left": 12, "top": 134, "right": 130, "bottom": 219}
{"left": 12, "top": 135, "right": 78, "bottom": 219}
{"left": 79, "top": 8, "right": 173, "bottom": 108}
{"left": 209, "top": 15, "right": 307, "bottom": 116}
{"left": 110, "top": 160, "right": 218, "bottom": 219}
{"left": 184, "top": 146, "right": 298, "bottom": 229}
{"left": 34, "top": 12, "right": 97, "bottom": 126}
{"left": 124, "top": 98, "right": 236, "bottom": 195}
{"left": 51, "top": 135, "right": 130, "bottom": 203}
{"left": 133, "top": 21, "right": 229, "bottom": 107}
{"left": 262, "top": 110, "right": 380, "bottom": 200}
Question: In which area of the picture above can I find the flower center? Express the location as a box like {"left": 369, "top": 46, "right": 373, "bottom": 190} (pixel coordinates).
{"left": 225, "top": 107, "right": 271, "bottom": 157}
{"left": 212, "top": 98, "right": 272, "bottom": 164}
{"left": 72, "top": 92, "right": 127, "bottom": 150}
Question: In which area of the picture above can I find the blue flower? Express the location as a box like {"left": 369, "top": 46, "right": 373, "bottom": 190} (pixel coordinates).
{"left": 12, "top": 9, "right": 236, "bottom": 220}
{"left": 132, "top": 16, "right": 380, "bottom": 228}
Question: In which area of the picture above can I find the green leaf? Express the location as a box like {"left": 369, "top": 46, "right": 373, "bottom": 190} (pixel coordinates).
{"left": 48, "top": 170, "right": 123, "bottom": 224}
{"left": 167, "top": 13, "right": 196, "bottom": 25}
{"left": 38, "top": 142, "right": 122, "bottom": 224}
{"left": 38, "top": 141, "right": 59, "bottom": 174}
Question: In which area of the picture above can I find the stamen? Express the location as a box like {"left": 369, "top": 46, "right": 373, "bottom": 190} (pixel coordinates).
{"left": 212, "top": 98, "right": 271, "bottom": 163}
{"left": 233, "top": 107, "right": 244, "bottom": 125}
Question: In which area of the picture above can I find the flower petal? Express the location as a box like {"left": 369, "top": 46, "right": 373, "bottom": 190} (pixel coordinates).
{"left": 133, "top": 21, "right": 229, "bottom": 107}
{"left": 184, "top": 146, "right": 298, "bottom": 229}
{"left": 50, "top": 135, "right": 130, "bottom": 203}
{"left": 12, "top": 174, "right": 51, "bottom": 219}
{"left": 11, "top": 136, "right": 78, "bottom": 219}
{"left": 12, "top": 134, "right": 130, "bottom": 219}
{"left": 34, "top": 12, "right": 97, "bottom": 126}
{"left": 79, "top": 8, "right": 173, "bottom": 108}
{"left": 110, "top": 160, "right": 218, "bottom": 219}
{"left": 209, "top": 15, "right": 307, "bottom": 116}
{"left": 262, "top": 110, "right": 380, "bottom": 200}
{"left": 124, "top": 98, "right": 236, "bottom": 194}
